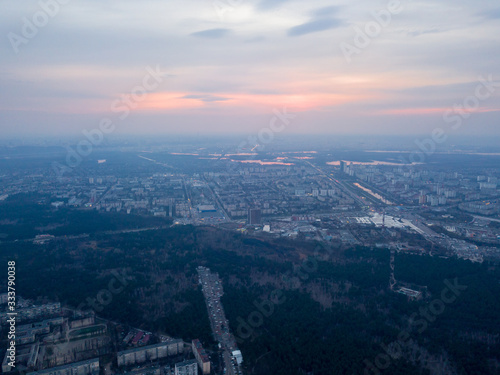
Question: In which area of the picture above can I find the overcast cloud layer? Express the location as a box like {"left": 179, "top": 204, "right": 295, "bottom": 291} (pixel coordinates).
{"left": 1, "top": 0, "right": 500, "bottom": 137}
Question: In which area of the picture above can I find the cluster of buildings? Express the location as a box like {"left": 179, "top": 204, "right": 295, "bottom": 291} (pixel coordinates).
{"left": 2, "top": 153, "right": 500, "bottom": 264}
{"left": 0, "top": 301, "right": 61, "bottom": 324}
{"left": 0, "top": 296, "right": 212, "bottom": 375}
{"left": 15, "top": 317, "right": 65, "bottom": 345}
{"left": 0, "top": 156, "right": 353, "bottom": 226}
{"left": 3, "top": 152, "right": 499, "bottom": 235}
{"left": 1, "top": 301, "right": 109, "bottom": 374}
{"left": 204, "top": 163, "right": 356, "bottom": 220}
{"left": 335, "top": 161, "right": 500, "bottom": 212}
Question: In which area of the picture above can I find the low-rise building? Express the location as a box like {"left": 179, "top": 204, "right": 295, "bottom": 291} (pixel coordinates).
{"left": 1, "top": 302, "right": 61, "bottom": 323}
{"left": 174, "top": 359, "right": 198, "bottom": 375}
{"left": 27, "top": 358, "right": 99, "bottom": 375}
{"left": 117, "top": 340, "right": 183, "bottom": 367}
{"left": 191, "top": 340, "right": 210, "bottom": 375}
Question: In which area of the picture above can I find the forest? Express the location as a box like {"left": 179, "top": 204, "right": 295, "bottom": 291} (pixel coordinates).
{"left": 1, "top": 220, "right": 499, "bottom": 374}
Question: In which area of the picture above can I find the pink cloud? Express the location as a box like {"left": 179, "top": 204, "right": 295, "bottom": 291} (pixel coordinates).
{"left": 375, "top": 107, "right": 500, "bottom": 116}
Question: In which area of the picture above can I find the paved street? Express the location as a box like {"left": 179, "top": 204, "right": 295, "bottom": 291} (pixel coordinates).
{"left": 197, "top": 267, "right": 242, "bottom": 375}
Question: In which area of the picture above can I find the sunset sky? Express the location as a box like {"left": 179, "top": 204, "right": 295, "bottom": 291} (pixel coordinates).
{"left": 1, "top": 0, "right": 500, "bottom": 137}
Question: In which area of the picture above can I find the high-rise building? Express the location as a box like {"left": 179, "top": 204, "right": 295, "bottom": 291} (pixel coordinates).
{"left": 90, "top": 190, "right": 97, "bottom": 204}
{"left": 419, "top": 194, "right": 427, "bottom": 205}
{"left": 340, "top": 160, "right": 347, "bottom": 173}
{"left": 248, "top": 209, "right": 262, "bottom": 225}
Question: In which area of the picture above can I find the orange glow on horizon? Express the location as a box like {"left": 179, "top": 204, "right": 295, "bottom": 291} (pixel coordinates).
{"left": 134, "top": 91, "right": 367, "bottom": 113}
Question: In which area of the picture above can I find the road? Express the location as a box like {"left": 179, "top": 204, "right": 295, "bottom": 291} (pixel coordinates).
{"left": 473, "top": 215, "right": 500, "bottom": 223}
{"left": 389, "top": 250, "right": 396, "bottom": 290}
{"left": 203, "top": 176, "right": 231, "bottom": 222}
{"left": 0, "top": 226, "right": 166, "bottom": 244}
{"left": 94, "top": 184, "right": 115, "bottom": 205}
{"left": 197, "top": 266, "right": 241, "bottom": 375}
{"left": 305, "top": 161, "right": 370, "bottom": 207}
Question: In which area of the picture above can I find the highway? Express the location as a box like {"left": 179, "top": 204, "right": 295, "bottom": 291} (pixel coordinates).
{"left": 473, "top": 215, "right": 500, "bottom": 223}
{"left": 203, "top": 176, "right": 232, "bottom": 222}
{"left": 197, "top": 266, "right": 241, "bottom": 375}
{"left": 0, "top": 226, "right": 166, "bottom": 245}
{"left": 305, "top": 161, "right": 371, "bottom": 207}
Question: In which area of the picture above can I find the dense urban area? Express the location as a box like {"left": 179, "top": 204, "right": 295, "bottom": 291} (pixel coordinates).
{"left": 1, "top": 139, "right": 500, "bottom": 375}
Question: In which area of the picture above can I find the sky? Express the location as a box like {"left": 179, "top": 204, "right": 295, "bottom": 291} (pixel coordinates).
{"left": 1, "top": 0, "right": 500, "bottom": 138}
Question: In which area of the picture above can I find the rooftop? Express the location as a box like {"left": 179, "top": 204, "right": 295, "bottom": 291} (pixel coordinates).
{"left": 117, "top": 340, "right": 183, "bottom": 356}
